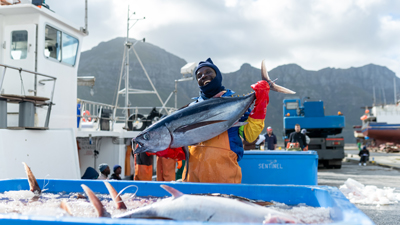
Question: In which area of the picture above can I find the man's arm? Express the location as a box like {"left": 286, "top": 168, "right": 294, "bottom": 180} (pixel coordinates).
{"left": 273, "top": 135, "right": 277, "bottom": 149}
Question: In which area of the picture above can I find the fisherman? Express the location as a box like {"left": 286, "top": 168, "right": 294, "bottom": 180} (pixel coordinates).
{"left": 264, "top": 126, "right": 277, "bottom": 150}
{"left": 151, "top": 58, "right": 269, "bottom": 183}
{"left": 97, "top": 163, "right": 110, "bottom": 180}
{"left": 288, "top": 124, "right": 306, "bottom": 150}
{"left": 110, "top": 165, "right": 122, "bottom": 180}
{"left": 156, "top": 156, "right": 176, "bottom": 181}
{"left": 81, "top": 167, "right": 99, "bottom": 179}
{"left": 358, "top": 146, "right": 370, "bottom": 166}
{"left": 134, "top": 147, "right": 153, "bottom": 181}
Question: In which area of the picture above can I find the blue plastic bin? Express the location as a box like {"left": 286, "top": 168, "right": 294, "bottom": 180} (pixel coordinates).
{"left": 239, "top": 150, "right": 318, "bottom": 185}
{"left": 0, "top": 179, "right": 374, "bottom": 225}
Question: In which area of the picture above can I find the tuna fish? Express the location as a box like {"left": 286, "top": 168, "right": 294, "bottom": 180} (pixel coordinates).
{"left": 82, "top": 183, "right": 299, "bottom": 223}
{"left": 134, "top": 60, "right": 295, "bottom": 179}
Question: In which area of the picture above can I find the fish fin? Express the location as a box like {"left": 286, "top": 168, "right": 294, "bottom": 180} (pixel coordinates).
{"left": 22, "top": 162, "right": 41, "bottom": 195}
{"left": 261, "top": 59, "right": 271, "bottom": 82}
{"left": 81, "top": 184, "right": 111, "bottom": 217}
{"left": 270, "top": 83, "right": 296, "bottom": 94}
{"left": 261, "top": 60, "right": 296, "bottom": 94}
{"left": 60, "top": 200, "right": 73, "bottom": 216}
{"left": 161, "top": 185, "right": 184, "bottom": 198}
{"left": 232, "top": 121, "right": 248, "bottom": 127}
{"left": 174, "top": 120, "right": 227, "bottom": 133}
{"left": 104, "top": 181, "right": 127, "bottom": 210}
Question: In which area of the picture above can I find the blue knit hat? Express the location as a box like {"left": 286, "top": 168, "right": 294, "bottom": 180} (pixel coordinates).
{"left": 98, "top": 163, "right": 108, "bottom": 172}
{"left": 195, "top": 58, "right": 224, "bottom": 99}
{"left": 113, "top": 164, "right": 121, "bottom": 172}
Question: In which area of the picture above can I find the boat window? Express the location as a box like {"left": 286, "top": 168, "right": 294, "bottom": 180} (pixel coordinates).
{"left": 286, "top": 102, "right": 298, "bottom": 110}
{"left": 61, "top": 33, "right": 79, "bottom": 66}
{"left": 11, "top": 30, "right": 28, "bottom": 60}
{"left": 44, "top": 25, "right": 61, "bottom": 61}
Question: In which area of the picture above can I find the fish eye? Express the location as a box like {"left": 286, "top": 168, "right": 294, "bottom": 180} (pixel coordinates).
{"left": 143, "top": 134, "right": 149, "bottom": 140}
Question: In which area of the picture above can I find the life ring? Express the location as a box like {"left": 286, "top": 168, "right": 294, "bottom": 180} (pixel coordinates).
{"left": 82, "top": 110, "right": 92, "bottom": 122}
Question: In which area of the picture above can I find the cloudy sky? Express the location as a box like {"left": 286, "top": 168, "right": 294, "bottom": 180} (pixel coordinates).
{"left": 46, "top": 0, "right": 400, "bottom": 76}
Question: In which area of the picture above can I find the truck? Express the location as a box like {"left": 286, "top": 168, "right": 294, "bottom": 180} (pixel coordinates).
{"left": 283, "top": 98, "right": 345, "bottom": 168}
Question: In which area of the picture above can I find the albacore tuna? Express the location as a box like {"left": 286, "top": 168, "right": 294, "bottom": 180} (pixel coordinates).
{"left": 134, "top": 60, "right": 295, "bottom": 178}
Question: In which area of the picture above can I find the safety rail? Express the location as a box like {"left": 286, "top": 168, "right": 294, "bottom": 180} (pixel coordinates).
{"left": 77, "top": 99, "right": 176, "bottom": 131}
{"left": 0, "top": 63, "right": 56, "bottom": 128}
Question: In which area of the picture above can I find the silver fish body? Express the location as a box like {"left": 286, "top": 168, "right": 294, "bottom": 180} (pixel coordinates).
{"left": 135, "top": 93, "right": 254, "bottom": 154}
{"left": 116, "top": 186, "right": 297, "bottom": 223}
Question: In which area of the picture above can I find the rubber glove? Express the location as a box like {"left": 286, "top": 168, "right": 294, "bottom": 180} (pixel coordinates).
{"left": 146, "top": 147, "right": 186, "bottom": 161}
{"left": 249, "top": 80, "right": 270, "bottom": 119}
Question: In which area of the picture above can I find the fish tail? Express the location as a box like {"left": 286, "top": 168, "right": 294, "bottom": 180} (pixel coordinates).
{"left": 22, "top": 162, "right": 41, "bottom": 195}
{"left": 261, "top": 60, "right": 296, "bottom": 94}
{"left": 60, "top": 200, "right": 73, "bottom": 216}
{"left": 81, "top": 184, "right": 110, "bottom": 217}
{"left": 104, "top": 181, "right": 127, "bottom": 210}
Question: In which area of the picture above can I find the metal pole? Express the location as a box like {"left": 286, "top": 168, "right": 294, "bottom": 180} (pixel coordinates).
{"left": 394, "top": 77, "right": 397, "bottom": 104}
{"left": 112, "top": 48, "right": 126, "bottom": 131}
{"left": 125, "top": 6, "right": 130, "bottom": 128}
{"left": 373, "top": 86, "right": 375, "bottom": 106}
{"left": 0, "top": 67, "right": 6, "bottom": 93}
{"left": 382, "top": 86, "right": 386, "bottom": 105}
{"left": 175, "top": 80, "right": 178, "bottom": 109}
{"left": 84, "top": 0, "right": 88, "bottom": 34}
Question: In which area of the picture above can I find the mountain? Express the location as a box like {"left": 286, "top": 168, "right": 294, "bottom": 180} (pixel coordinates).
{"left": 78, "top": 37, "right": 400, "bottom": 143}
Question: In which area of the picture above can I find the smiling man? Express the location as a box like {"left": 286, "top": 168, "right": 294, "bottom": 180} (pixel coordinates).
{"left": 178, "top": 58, "right": 270, "bottom": 183}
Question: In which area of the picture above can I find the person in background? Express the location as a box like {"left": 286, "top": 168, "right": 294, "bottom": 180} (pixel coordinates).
{"left": 264, "top": 126, "right": 277, "bottom": 150}
{"left": 110, "top": 165, "right": 122, "bottom": 180}
{"left": 255, "top": 134, "right": 265, "bottom": 150}
{"left": 301, "top": 129, "right": 310, "bottom": 150}
{"left": 134, "top": 151, "right": 153, "bottom": 181}
{"left": 97, "top": 163, "right": 110, "bottom": 180}
{"left": 81, "top": 167, "right": 99, "bottom": 179}
{"left": 358, "top": 146, "right": 370, "bottom": 166}
{"left": 288, "top": 124, "right": 306, "bottom": 150}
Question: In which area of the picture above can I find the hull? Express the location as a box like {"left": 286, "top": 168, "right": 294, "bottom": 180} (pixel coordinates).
{"left": 362, "top": 122, "right": 400, "bottom": 144}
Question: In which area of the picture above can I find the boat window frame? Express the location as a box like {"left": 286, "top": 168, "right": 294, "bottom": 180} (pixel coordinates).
{"left": 10, "top": 30, "right": 29, "bottom": 60}
{"left": 43, "top": 23, "right": 79, "bottom": 67}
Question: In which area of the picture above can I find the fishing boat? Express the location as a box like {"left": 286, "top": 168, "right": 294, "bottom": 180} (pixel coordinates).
{"left": 0, "top": 1, "right": 179, "bottom": 180}
{"left": 355, "top": 105, "right": 400, "bottom": 146}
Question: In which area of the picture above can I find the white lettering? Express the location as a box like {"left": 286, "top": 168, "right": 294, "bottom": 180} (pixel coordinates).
{"left": 258, "top": 160, "right": 283, "bottom": 170}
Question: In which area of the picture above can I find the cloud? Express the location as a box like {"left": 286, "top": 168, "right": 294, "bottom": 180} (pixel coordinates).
{"left": 46, "top": 0, "right": 400, "bottom": 76}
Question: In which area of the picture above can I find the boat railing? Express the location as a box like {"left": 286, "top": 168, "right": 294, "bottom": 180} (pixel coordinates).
{"left": 77, "top": 99, "right": 176, "bottom": 131}
{"left": 0, "top": 63, "right": 56, "bottom": 128}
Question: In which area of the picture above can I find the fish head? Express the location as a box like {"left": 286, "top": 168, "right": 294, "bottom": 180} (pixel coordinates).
{"left": 134, "top": 125, "right": 171, "bottom": 153}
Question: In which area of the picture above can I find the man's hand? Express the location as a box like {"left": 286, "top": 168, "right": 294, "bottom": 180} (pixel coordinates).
{"left": 249, "top": 80, "right": 270, "bottom": 119}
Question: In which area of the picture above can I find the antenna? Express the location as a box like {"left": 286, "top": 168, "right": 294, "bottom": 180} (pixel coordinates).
{"left": 394, "top": 77, "right": 397, "bottom": 104}
{"left": 112, "top": 7, "right": 165, "bottom": 129}
{"left": 381, "top": 85, "right": 386, "bottom": 105}
{"left": 373, "top": 86, "right": 375, "bottom": 106}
